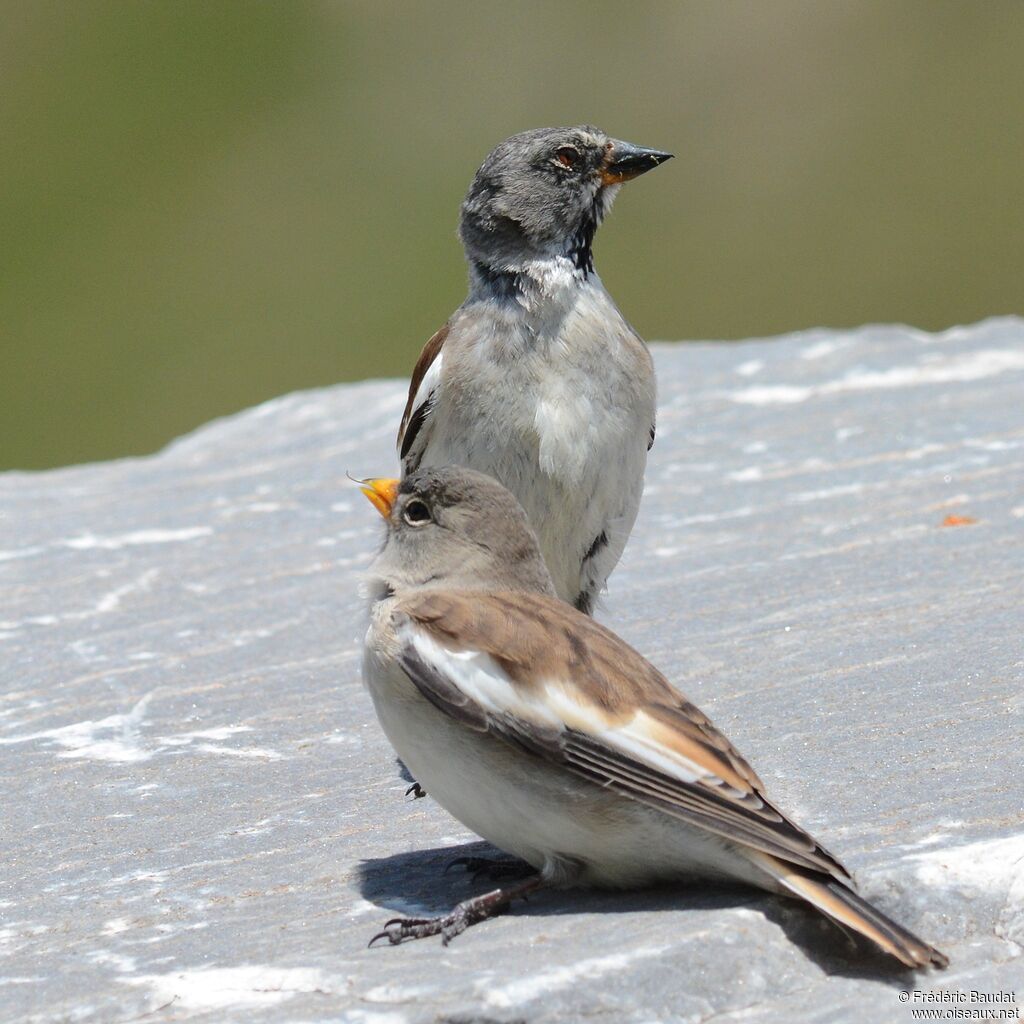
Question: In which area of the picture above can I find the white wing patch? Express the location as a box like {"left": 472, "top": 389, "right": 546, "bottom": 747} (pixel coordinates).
{"left": 411, "top": 349, "right": 443, "bottom": 419}
{"left": 403, "top": 624, "right": 734, "bottom": 792}
{"left": 398, "top": 350, "right": 444, "bottom": 457}
{"left": 403, "top": 624, "right": 562, "bottom": 728}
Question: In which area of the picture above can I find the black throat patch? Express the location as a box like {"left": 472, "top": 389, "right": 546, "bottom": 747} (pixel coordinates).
{"left": 568, "top": 204, "right": 599, "bottom": 278}
{"left": 471, "top": 261, "right": 524, "bottom": 302}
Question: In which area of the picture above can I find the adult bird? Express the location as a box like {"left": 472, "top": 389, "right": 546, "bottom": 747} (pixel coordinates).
{"left": 397, "top": 126, "right": 671, "bottom": 613}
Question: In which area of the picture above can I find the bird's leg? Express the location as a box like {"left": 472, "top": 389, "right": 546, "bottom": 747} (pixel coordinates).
{"left": 368, "top": 874, "right": 543, "bottom": 947}
{"left": 443, "top": 854, "right": 533, "bottom": 883}
{"left": 405, "top": 782, "right": 427, "bottom": 799}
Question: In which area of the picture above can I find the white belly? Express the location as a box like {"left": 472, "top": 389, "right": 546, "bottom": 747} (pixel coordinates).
{"left": 363, "top": 647, "right": 762, "bottom": 890}
{"left": 419, "top": 282, "right": 655, "bottom": 606}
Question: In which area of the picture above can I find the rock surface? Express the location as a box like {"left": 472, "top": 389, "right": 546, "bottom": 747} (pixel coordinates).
{"left": 2, "top": 319, "right": 1023, "bottom": 1023}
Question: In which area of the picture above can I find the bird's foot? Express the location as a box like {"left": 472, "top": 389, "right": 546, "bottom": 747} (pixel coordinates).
{"left": 405, "top": 782, "right": 427, "bottom": 800}
{"left": 368, "top": 875, "right": 542, "bottom": 947}
{"left": 443, "top": 854, "right": 533, "bottom": 883}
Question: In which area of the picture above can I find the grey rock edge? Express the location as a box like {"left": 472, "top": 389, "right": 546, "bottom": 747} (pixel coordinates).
{"left": 2, "top": 319, "right": 1023, "bottom": 1024}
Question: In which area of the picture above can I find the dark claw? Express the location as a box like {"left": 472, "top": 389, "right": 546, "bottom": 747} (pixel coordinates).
{"left": 405, "top": 782, "right": 426, "bottom": 799}
{"left": 367, "top": 916, "right": 436, "bottom": 947}
{"left": 367, "top": 875, "right": 542, "bottom": 949}
{"left": 443, "top": 856, "right": 476, "bottom": 876}
{"left": 443, "top": 854, "right": 532, "bottom": 883}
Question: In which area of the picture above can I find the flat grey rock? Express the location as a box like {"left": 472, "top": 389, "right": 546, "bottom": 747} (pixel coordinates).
{"left": 2, "top": 319, "right": 1023, "bottom": 1023}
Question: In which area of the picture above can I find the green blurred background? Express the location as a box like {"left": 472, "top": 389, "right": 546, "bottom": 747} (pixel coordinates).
{"left": 3, "top": 1, "right": 1023, "bottom": 470}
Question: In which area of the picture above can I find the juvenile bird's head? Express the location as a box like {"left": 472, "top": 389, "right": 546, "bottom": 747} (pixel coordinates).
{"left": 358, "top": 466, "right": 557, "bottom": 600}
{"left": 459, "top": 126, "right": 672, "bottom": 283}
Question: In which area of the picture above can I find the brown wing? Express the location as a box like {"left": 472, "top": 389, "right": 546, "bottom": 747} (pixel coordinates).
{"left": 392, "top": 589, "right": 851, "bottom": 881}
{"left": 397, "top": 324, "right": 449, "bottom": 467}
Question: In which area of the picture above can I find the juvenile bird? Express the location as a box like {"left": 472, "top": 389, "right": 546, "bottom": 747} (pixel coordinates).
{"left": 397, "top": 126, "right": 671, "bottom": 613}
{"left": 358, "top": 467, "right": 948, "bottom": 969}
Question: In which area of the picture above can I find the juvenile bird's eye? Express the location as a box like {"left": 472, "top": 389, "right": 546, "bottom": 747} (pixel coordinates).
{"left": 555, "top": 146, "right": 580, "bottom": 169}
{"left": 402, "top": 499, "right": 432, "bottom": 526}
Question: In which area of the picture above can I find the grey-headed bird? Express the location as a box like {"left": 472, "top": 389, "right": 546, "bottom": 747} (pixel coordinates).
{"left": 397, "top": 127, "right": 671, "bottom": 613}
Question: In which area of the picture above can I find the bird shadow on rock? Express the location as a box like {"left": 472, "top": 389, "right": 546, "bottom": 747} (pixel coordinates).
{"left": 356, "top": 838, "right": 917, "bottom": 986}
{"left": 756, "top": 898, "right": 922, "bottom": 986}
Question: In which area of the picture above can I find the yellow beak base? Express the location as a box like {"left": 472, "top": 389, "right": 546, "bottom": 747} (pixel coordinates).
{"left": 359, "top": 477, "right": 400, "bottom": 519}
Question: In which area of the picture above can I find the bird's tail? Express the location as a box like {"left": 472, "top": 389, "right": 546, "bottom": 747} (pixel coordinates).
{"left": 748, "top": 851, "right": 949, "bottom": 969}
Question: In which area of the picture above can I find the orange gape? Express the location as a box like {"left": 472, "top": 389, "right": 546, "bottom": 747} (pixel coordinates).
{"left": 359, "top": 478, "right": 400, "bottom": 518}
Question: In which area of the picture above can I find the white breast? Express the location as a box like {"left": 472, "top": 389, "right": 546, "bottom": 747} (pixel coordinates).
{"left": 419, "top": 271, "right": 655, "bottom": 605}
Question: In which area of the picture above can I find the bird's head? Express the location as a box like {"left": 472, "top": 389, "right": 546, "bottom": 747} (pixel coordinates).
{"left": 357, "top": 467, "right": 556, "bottom": 599}
{"left": 459, "top": 125, "right": 672, "bottom": 280}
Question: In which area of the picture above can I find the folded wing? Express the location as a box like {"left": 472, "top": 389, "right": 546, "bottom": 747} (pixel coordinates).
{"left": 392, "top": 589, "right": 850, "bottom": 881}
{"left": 397, "top": 324, "right": 448, "bottom": 471}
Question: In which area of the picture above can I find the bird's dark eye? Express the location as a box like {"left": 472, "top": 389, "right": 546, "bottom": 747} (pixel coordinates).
{"left": 402, "top": 499, "right": 432, "bottom": 526}
{"left": 555, "top": 146, "right": 580, "bottom": 169}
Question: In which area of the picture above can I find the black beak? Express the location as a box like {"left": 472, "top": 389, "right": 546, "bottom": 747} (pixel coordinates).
{"left": 600, "top": 139, "right": 673, "bottom": 185}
